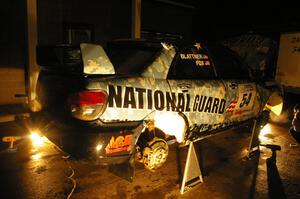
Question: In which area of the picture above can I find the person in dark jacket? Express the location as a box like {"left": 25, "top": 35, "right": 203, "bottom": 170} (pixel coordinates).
{"left": 290, "top": 104, "right": 300, "bottom": 142}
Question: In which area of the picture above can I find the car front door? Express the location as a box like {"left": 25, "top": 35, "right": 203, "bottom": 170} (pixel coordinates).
{"left": 207, "top": 44, "right": 258, "bottom": 124}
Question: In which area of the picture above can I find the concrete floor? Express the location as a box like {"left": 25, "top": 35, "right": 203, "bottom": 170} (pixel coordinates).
{"left": 0, "top": 118, "right": 300, "bottom": 199}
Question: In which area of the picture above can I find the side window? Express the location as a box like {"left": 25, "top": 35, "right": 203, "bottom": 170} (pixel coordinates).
{"left": 167, "top": 45, "right": 216, "bottom": 79}
{"left": 208, "top": 45, "right": 250, "bottom": 79}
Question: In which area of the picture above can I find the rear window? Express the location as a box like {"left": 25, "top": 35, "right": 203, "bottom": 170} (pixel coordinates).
{"left": 37, "top": 42, "right": 161, "bottom": 75}
{"left": 106, "top": 42, "right": 161, "bottom": 75}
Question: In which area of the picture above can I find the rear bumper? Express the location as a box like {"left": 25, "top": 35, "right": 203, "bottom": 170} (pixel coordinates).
{"left": 28, "top": 113, "right": 144, "bottom": 165}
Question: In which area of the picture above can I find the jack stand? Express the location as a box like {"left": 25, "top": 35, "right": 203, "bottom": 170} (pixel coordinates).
{"left": 247, "top": 119, "right": 261, "bottom": 158}
{"left": 180, "top": 141, "right": 203, "bottom": 194}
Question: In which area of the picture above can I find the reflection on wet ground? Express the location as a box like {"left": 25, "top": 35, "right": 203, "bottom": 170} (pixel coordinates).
{"left": 0, "top": 121, "right": 300, "bottom": 199}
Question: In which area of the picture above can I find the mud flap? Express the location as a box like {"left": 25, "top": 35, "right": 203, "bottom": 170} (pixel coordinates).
{"left": 108, "top": 155, "right": 135, "bottom": 182}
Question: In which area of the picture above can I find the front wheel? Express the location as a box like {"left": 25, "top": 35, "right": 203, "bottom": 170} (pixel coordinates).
{"left": 142, "top": 137, "right": 169, "bottom": 171}
{"left": 136, "top": 128, "right": 169, "bottom": 172}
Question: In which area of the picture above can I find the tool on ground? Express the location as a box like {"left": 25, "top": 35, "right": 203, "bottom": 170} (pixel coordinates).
{"left": 1, "top": 136, "right": 22, "bottom": 152}
{"left": 260, "top": 144, "right": 281, "bottom": 162}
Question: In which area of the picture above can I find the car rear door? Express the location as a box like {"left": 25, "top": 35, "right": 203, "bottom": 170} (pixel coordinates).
{"left": 167, "top": 43, "right": 227, "bottom": 134}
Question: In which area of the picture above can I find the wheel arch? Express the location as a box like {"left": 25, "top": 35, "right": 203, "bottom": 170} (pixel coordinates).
{"left": 138, "top": 111, "right": 190, "bottom": 144}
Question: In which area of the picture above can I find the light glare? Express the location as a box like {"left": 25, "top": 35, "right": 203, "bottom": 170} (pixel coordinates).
{"left": 30, "top": 132, "right": 48, "bottom": 148}
{"left": 259, "top": 123, "right": 271, "bottom": 142}
{"left": 96, "top": 144, "right": 103, "bottom": 151}
{"left": 31, "top": 152, "right": 42, "bottom": 160}
{"left": 154, "top": 113, "right": 186, "bottom": 143}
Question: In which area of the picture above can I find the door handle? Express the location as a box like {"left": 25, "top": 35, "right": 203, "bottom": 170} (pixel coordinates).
{"left": 177, "top": 82, "right": 192, "bottom": 90}
{"left": 229, "top": 83, "right": 237, "bottom": 89}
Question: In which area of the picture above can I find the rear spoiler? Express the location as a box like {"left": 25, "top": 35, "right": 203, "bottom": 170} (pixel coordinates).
{"left": 36, "top": 43, "right": 115, "bottom": 75}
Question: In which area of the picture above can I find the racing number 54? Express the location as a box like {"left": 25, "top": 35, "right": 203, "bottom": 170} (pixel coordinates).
{"left": 239, "top": 93, "right": 252, "bottom": 108}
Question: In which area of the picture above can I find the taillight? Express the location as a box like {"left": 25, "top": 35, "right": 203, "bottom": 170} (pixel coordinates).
{"left": 68, "top": 90, "right": 107, "bottom": 121}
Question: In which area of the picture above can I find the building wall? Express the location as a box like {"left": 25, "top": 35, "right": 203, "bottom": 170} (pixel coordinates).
{"left": 0, "top": 1, "right": 27, "bottom": 105}
{"left": 37, "top": 0, "right": 132, "bottom": 46}
{"left": 37, "top": 0, "right": 64, "bottom": 45}
{"left": 142, "top": 0, "right": 194, "bottom": 39}
{"left": 0, "top": 0, "right": 195, "bottom": 105}
{"left": 0, "top": 1, "right": 27, "bottom": 68}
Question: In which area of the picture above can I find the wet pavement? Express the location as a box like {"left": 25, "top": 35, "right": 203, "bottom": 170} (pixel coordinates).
{"left": 1, "top": 118, "right": 300, "bottom": 199}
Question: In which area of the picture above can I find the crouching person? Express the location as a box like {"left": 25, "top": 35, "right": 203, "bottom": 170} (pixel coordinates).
{"left": 290, "top": 104, "right": 300, "bottom": 142}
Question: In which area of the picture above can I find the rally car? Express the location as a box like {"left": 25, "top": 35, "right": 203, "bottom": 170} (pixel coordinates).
{"left": 32, "top": 39, "right": 283, "bottom": 171}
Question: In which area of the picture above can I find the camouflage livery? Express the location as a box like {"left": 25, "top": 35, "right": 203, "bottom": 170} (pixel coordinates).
{"left": 35, "top": 40, "right": 283, "bottom": 167}
{"left": 141, "top": 42, "right": 176, "bottom": 79}
{"left": 81, "top": 43, "right": 115, "bottom": 75}
{"left": 87, "top": 78, "right": 259, "bottom": 140}
{"left": 84, "top": 41, "right": 279, "bottom": 143}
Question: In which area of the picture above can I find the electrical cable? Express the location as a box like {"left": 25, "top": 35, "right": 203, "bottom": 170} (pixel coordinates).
{"left": 51, "top": 143, "right": 77, "bottom": 199}
{"left": 38, "top": 136, "right": 77, "bottom": 199}
{"left": 0, "top": 132, "right": 77, "bottom": 199}
{"left": 62, "top": 155, "right": 77, "bottom": 199}
{"left": 39, "top": 141, "right": 77, "bottom": 199}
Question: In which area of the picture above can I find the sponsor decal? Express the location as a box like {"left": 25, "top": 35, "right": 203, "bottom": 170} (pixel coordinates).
{"left": 239, "top": 92, "right": 252, "bottom": 108}
{"left": 105, "top": 134, "right": 132, "bottom": 154}
{"left": 192, "top": 95, "right": 226, "bottom": 114}
{"left": 226, "top": 100, "right": 238, "bottom": 113}
{"left": 237, "top": 84, "right": 255, "bottom": 112}
{"left": 234, "top": 109, "right": 251, "bottom": 115}
{"left": 108, "top": 85, "right": 191, "bottom": 112}
{"left": 180, "top": 54, "right": 208, "bottom": 60}
{"left": 290, "top": 36, "right": 300, "bottom": 44}
{"left": 194, "top": 42, "right": 203, "bottom": 50}
{"left": 235, "top": 109, "right": 243, "bottom": 115}
{"left": 226, "top": 97, "right": 253, "bottom": 115}
{"left": 226, "top": 84, "right": 255, "bottom": 116}
{"left": 107, "top": 85, "right": 226, "bottom": 114}
{"left": 179, "top": 53, "right": 210, "bottom": 67}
